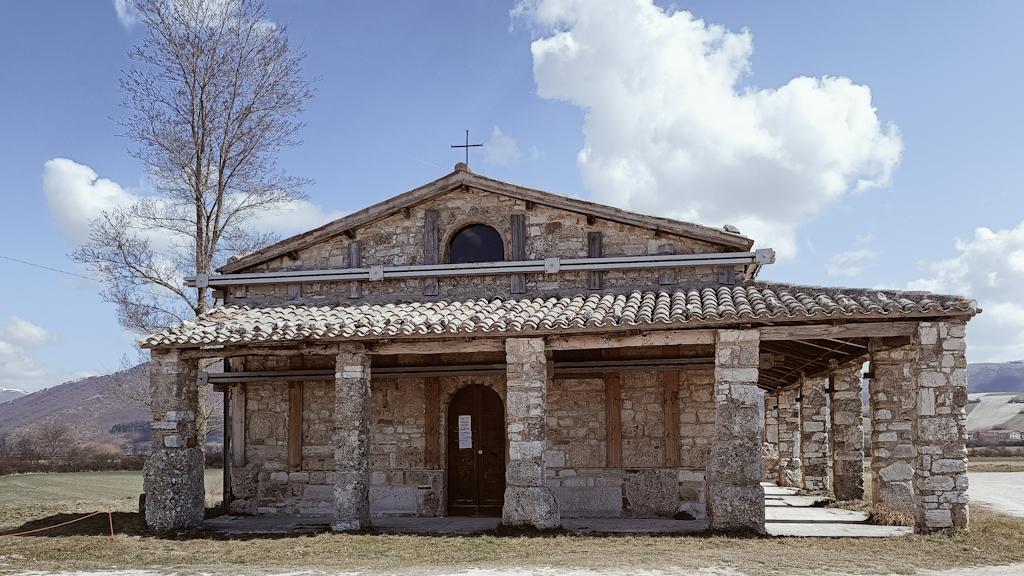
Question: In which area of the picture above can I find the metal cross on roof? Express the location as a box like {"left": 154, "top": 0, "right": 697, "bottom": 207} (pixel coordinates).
{"left": 451, "top": 129, "right": 483, "bottom": 167}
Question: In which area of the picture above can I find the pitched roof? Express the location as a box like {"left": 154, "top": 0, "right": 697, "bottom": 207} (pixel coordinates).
{"left": 141, "top": 283, "right": 977, "bottom": 348}
{"left": 218, "top": 168, "right": 753, "bottom": 274}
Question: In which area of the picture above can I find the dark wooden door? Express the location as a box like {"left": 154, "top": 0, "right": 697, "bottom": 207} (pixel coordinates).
{"left": 447, "top": 384, "right": 505, "bottom": 516}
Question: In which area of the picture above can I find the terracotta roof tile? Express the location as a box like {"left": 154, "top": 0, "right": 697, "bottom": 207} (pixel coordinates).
{"left": 141, "top": 283, "right": 978, "bottom": 348}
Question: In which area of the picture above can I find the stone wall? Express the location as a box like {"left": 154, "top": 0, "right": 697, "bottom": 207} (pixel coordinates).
{"left": 762, "top": 392, "right": 780, "bottom": 483}
{"left": 776, "top": 387, "right": 801, "bottom": 487}
{"left": 830, "top": 363, "right": 865, "bottom": 502}
{"left": 227, "top": 188, "right": 746, "bottom": 306}
{"left": 544, "top": 367, "right": 715, "bottom": 520}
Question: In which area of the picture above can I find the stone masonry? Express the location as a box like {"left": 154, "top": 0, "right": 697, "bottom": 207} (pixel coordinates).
{"left": 706, "top": 329, "right": 765, "bottom": 533}
{"left": 333, "top": 345, "right": 371, "bottom": 531}
{"left": 143, "top": 349, "right": 205, "bottom": 531}
{"left": 800, "top": 376, "right": 829, "bottom": 494}
{"left": 869, "top": 345, "right": 917, "bottom": 515}
{"left": 503, "top": 338, "right": 560, "bottom": 528}
{"left": 776, "top": 386, "right": 802, "bottom": 488}
{"left": 830, "top": 363, "right": 865, "bottom": 502}
{"left": 912, "top": 321, "right": 970, "bottom": 532}
{"left": 762, "top": 392, "right": 780, "bottom": 482}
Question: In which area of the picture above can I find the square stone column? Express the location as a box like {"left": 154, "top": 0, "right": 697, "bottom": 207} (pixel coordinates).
{"left": 776, "top": 386, "right": 802, "bottom": 488}
{"left": 869, "top": 345, "right": 916, "bottom": 515}
{"left": 800, "top": 376, "right": 830, "bottom": 494}
{"left": 762, "top": 392, "right": 780, "bottom": 482}
{"left": 333, "top": 344, "right": 371, "bottom": 531}
{"left": 142, "top": 349, "right": 205, "bottom": 531}
{"left": 707, "top": 329, "right": 765, "bottom": 533}
{"left": 830, "top": 362, "right": 865, "bottom": 502}
{"left": 503, "top": 338, "right": 559, "bottom": 528}
{"left": 912, "top": 321, "right": 970, "bottom": 532}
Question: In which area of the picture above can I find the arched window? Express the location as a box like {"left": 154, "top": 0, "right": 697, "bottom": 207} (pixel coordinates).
{"left": 448, "top": 225, "right": 504, "bottom": 264}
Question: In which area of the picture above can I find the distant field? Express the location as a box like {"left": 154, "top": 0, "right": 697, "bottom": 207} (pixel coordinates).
{"left": 0, "top": 470, "right": 222, "bottom": 531}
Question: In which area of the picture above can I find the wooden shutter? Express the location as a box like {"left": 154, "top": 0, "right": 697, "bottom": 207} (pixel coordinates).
{"left": 588, "top": 231, "right": 603, "bottom": 290}
{"left": 510, "top": 214, "right": 526, "bottom": 294}
{"left": 424, "top": 209, "right": 439, "bottom": 296}
{"left": 348, "top": 241, "right": 363, "bottom": 298}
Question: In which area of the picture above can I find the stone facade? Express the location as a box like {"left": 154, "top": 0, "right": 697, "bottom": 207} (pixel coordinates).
{"left": 830, "top": 363, "right": 865, "bottom": 502}
{"left": 706, "top": 329, "right": 765, "bottom": 533}
{"left": 142, "top": 349, "right": 205, "bottom": 531}
{"left": 800, "top": 376, "right": 830, "bottom": 494}
{"left": 869, "top": 346, "right": 917, "bottom": 515}
{"left": 912, "top": 321, "right": 970, "bottom": 532}
{"left": 776, "top": 387, "right": 802, "bottom": 488}
{"left": 227, "top": 187, "right": 745, "bottom": 307}
{"left": 503, "top": 338, "right": 559, "bottom": 528}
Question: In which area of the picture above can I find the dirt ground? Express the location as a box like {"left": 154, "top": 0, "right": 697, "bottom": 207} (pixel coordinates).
{"left": 3, "top": 470, "right": 1024, "bottom": 576}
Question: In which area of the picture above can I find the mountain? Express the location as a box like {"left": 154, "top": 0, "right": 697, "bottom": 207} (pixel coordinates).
{"left": 968, "top": 361, "right": 1024, "bottom": 393}
{"left": 0, "top": 387, "right": 28, "bottom": 405}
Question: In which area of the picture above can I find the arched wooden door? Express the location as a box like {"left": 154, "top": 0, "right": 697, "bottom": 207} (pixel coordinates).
{"left": 447, "top": 384, "right": 506, "bottom": 516}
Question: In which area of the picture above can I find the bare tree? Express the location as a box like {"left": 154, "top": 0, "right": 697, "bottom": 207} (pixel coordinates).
{"left": 35, "top": 423, "right": 71, "bottom": 466}
{"left": 73, "top": 0, "right": 313, "bottom": 334}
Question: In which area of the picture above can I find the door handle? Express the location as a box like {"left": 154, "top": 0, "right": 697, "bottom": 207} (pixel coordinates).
{"left": 478, "top": 450, "right": 483, "bottom": 455}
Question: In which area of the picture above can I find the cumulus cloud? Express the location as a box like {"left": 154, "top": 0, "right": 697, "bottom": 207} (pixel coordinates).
{"left": 113, "top": 0, "right": 140, "bottom": 28}
{"left": 484, "top": 126, "right": 522, "bottom": 166}
{"left": 0, "top": 317, "right": 79, "bottom": 393}
{"left": 908, "top": 222, "right": 1024, "bottom": 362}
{"left": 515, "top": 0, "right": 902, "bottom": 260}
{"left": 43, "top": 158, "right": 344, "bottom": 248}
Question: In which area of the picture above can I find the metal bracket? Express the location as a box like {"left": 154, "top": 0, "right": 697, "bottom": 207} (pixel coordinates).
{"left": 369, "top": 266, "right": 384, "bottom": 281}
{"left": 755, "top": 249, "right": 776, "bottom": 265}
{"left": 195, "top": 274, "right": 209, "bottom": 289}
{"left": 544, "top": 258, "right": 560, "bottom": 274}
{"left": 197, "top": 372, "right": 209, "bottom": 386}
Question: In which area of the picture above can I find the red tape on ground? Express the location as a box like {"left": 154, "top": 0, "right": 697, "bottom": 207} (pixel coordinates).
{"left": 0, "top": 509, "right": 115, "bottom": 540}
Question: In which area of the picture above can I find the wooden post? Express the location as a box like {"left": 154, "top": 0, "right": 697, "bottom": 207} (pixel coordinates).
{"left": 228, "top": 357, "right": 246, "bottom": 468}
{"left": 424, "top": 377, "right": 440, "bottom": 468}
{"left": 663, "top": 345, "right": 681, "bottom": 466}
{"left": 510, "top": 214, "right": 527, "bottom": 294}
{"left": 588, "top": 231, "right": 603, "bottom": 290}
{"left": 222, "top": 359, "right": 232, "bottom": 514}
{"left": 288, "top": 356, "right": 303, "bottom": 471}
{"left": 424, "top": 209, "right": 439, "bottom": 296}
{"left": 604, "top": 348, "right": 621, "bottom": 468}
{"left": 658, "top": 243, "right": 675, "bottom": 285}
{"left": 348, "top": 241, "right": 363, "bottom": 299}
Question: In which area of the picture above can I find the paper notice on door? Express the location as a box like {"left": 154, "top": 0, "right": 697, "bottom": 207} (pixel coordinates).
{"left": 458, "top": 415, "right": 472, "bottom": 449}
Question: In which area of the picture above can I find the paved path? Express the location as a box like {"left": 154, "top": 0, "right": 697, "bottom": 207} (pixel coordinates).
{"left": 969, "top": 472, "right": 1024, "bottom": 517}
{"left": 763, "top": 483, "right": 911, "bottom": 538}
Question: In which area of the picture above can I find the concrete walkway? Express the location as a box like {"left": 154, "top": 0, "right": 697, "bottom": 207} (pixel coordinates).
{"left": 206, "top": 484, "right": 910, "bottom": 537}
{"left": 763, "top": 483, "right": 912, "bottom": 538}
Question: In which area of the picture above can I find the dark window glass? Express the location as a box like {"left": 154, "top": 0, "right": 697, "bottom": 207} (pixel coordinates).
{"left": 449, "top": 225, "right": 504, "bottom": 264}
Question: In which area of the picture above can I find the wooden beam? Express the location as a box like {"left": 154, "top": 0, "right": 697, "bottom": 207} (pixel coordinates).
{"left": 663, "top": 345, "right": 680, "bottom": 467}
{"left": 372, "top": 339, "right": 506, "bottom": 355}
{"left": 604, "top": 348, "right": 622, "bottom": 468}
{"left": 759, "top": 321, "right": 916, "bottom": 341}
{"left": 545, "top": 330, "right": 715, "bottom": 351}
{"left": 228, "top": 357, "right": 246, "bottom": 468}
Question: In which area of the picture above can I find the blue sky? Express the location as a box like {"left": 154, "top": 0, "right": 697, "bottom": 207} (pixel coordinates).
{"left": 1, "top": 0, "right": 1023, "bottom": 392}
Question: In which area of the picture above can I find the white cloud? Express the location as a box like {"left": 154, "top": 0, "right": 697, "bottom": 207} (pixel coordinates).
{"left": 826, "top": 249, "right": 878, "bottom": 277}
{"left": 113, "top": 0, "right": 140, "bottom": 29}
{"left": 515, "top": 0, "right": 902, "bottom": 260}
{"left": 43, "top": 158, "right": 343, "bottom": 248}
{"left": 0, "top": 317, "right": 80, "bottom": 393}
{"left": 908, "top": 221, "right": 1024, "bottom": 362}
{"left": 484, "top": 126, "right": 521, "bottom": 166}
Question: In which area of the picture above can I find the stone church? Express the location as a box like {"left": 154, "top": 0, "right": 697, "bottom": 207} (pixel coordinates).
{"left": 141, "top": 164, "right": 977, "bottom": 534}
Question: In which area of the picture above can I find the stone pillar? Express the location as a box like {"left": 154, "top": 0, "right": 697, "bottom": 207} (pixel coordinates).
{"left": 706, "top": 329, "right": 765, "bottom": 533}
{"left": 869, "top": 345, "right": 916, "bottom": 515}
{"left": 333, "top": 344, "right": 371, "bottom": 531}
{"left": 800, "top": 376, "right": 829, "bottom": 494}
{"left": 912, "top": 321, "right": 970, "bottom": 532}
{"left": 762, "top": 392, "right": 780, "bottom": 483}
{"left": 776, "top": 386, "right": 802, "bottom": 488}
{"left": 143, "top": 349, "right": 205, "bottom": 531}
{"left": 503, "top": 338, "right": 559, "bottom": 528}
{"left": 830, "top": 363, "right": 865, "bottom": 502}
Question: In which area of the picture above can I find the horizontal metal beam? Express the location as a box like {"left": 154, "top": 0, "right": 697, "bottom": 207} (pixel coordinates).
{"left": 185, "top": 250, "right": 775, "bottom": 288}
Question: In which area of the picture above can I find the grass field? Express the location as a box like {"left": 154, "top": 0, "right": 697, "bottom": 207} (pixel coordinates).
{"left": 2, "top": 470, "right": 1024, "bottom": 575}
{"left": 0, "top": 470, "right": 223, "bottom": 532}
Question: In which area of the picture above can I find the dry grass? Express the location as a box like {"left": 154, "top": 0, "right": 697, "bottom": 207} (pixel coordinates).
{"left": 2, "top": 471, "right": 1024, "bottom": 575}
